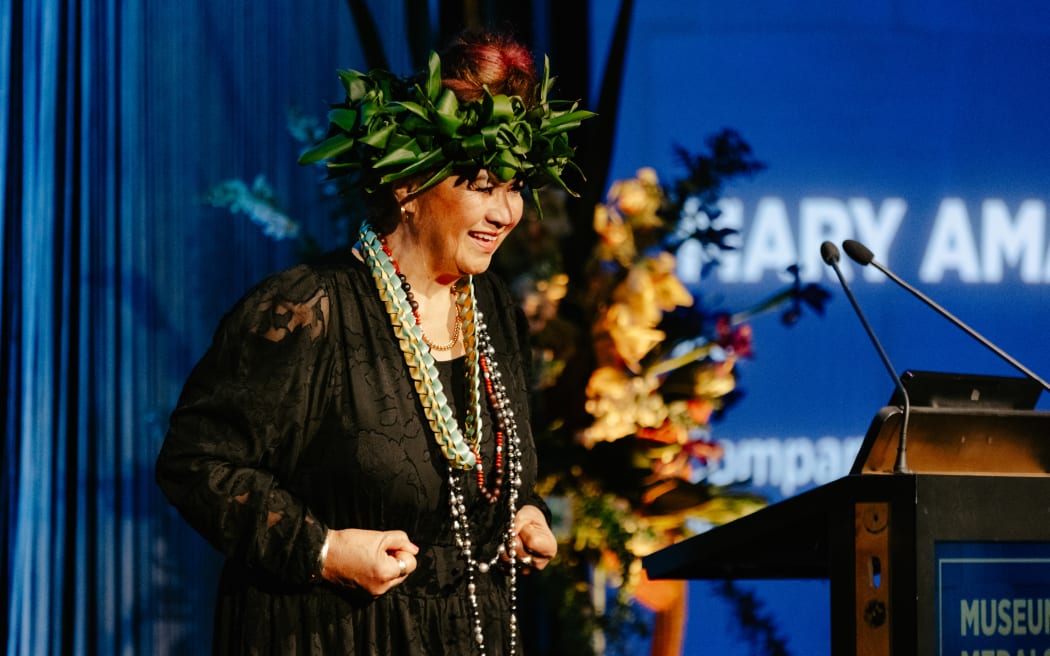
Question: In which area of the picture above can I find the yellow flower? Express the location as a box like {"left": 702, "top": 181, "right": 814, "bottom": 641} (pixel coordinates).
{"left": 604, "top": 303, "right": 666, "bottom": 369}
{"left": 609, "top": 168, "right": 663, "bottom": 229}
{"left": 614, "top": 179, "right": 651, "bottom": 215}
{"left": 692, "top": 358, "right": 738, "bottom": 398}
{"left": 614, "top": 269, "right": 662, "bottom": 328}
{"left": 614, "top": 254, "right": 692, "bottom": 322}
{"left": 635, "top": 167, "right": 659, "bottom": 185}
{"left": 580, "top": 367, "right": 667, "bottom": 446}
{"left": 592, "top": 203, "right": 637, "bottom": 265}
{"left": 625, "top": 528, "right": 661, "bottom": 559}
{"left": 644, "top": 252, "right": 693, "bottom": 311}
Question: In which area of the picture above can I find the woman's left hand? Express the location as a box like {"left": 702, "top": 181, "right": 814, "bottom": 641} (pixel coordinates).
{"left": 511, "top": 505, "right": 557, "bottom": 572}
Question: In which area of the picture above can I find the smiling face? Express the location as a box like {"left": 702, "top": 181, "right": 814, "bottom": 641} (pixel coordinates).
{"left": 395, "top": 170, "right": 524, "bottom": 285}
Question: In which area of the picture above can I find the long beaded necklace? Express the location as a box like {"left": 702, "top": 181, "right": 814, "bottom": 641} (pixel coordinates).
{"left": 360, "top": 221, "right": 524, "bottom": 655}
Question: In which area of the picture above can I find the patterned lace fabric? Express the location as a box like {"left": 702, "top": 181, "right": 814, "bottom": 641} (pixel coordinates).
{"left": 156, "top": 249, "right": 546, "bottom": 655}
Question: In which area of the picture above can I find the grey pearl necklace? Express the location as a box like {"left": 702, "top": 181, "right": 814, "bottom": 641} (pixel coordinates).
{"left": 448, "top": 313, "right": 523, "bottom": 655}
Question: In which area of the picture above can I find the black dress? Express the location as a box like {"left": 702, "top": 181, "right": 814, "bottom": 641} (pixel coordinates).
{"left": 156, "top": 249, "right": 546, "bottom": 655}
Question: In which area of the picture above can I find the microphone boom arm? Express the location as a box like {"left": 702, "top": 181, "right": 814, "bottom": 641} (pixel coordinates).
{"left": 867, "top": 259, "right": 1050, "bottom": 393}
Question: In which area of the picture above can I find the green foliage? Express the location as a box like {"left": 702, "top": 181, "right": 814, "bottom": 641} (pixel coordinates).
{"left": 298, "top": 52, "right": 594, "bottom": 213}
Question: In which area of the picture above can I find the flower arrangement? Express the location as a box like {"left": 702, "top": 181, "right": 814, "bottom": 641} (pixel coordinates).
{"left": 509, "top": 130, "right": 830, "bottom": 654}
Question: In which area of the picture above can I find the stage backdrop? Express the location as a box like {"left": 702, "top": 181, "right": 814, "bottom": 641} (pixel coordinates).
{"left": 591, "top": 0, "right": 1050, "bottom": 654}
{"left": 4, "top": 1, "right": 1049, "bottom": 655}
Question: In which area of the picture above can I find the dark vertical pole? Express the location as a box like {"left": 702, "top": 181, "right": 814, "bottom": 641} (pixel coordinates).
{"left": 438, "top": 0, "right": 466, "bottom": 43}
{"left": 546, "top": 0, "right": 593, "bottom": 287}
{"left": 404, "top": 0, "right": 437, "bottom": 70}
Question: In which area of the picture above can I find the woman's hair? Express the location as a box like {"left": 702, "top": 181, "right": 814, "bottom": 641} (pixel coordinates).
{"left": 368, "top": 30, "right": 538, "bottom": 232}
{"left": 440, "top": 30, "right": 538, "bottom": 107}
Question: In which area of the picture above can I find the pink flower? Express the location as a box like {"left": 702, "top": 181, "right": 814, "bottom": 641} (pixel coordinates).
{"left": 715, "top": 316, "right": 753, "bottom": 357}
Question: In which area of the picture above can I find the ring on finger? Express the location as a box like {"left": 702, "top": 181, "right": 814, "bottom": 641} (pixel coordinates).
{"left": 397, "top": 558, "right": 407, "bottom": 577}
{"left": 520, "top": 555, "right": 533, "bottom": 567}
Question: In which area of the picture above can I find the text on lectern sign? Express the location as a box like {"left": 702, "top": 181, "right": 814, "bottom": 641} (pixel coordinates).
{"left": 937, "top": 542, "right": 1050, "bottom": 656}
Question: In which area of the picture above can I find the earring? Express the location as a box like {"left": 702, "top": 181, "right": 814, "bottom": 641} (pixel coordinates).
{"left": 400, "top": 205, "right": 408, "bottom": 221}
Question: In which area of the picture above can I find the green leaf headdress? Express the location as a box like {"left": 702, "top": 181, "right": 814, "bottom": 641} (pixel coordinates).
{"left": 298, "top": 51, "right": 595, "bottom": 209}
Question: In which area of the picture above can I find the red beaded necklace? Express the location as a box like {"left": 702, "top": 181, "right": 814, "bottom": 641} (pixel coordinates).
{"left": 475, "top": 355, "right": 505, "bottom": 503}
{"left": 377, "top": 237, "right": 460, "bottom": 351}
{"left": 380, "top": 235, "right": 506, "bottom": 503}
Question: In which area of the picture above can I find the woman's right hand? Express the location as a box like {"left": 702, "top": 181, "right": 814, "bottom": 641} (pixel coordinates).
{"left": 320, "top": 528, "right": 419, "bottom": 596}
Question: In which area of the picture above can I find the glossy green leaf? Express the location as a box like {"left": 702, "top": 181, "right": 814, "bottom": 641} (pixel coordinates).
{"left": 328, "top": 108, "right": 357, "bottom": 132}
{"left": 433, "top": 90, "right": 462, "bottom": 135}
{"left": 395, "top": 101, "right": 428, "bottom": 120}
{"left": 359, "top": 123, "right": 396, "bottom": 148}
{"left": 425, "top": 51, "right": 441, "bottom": 100}
{"left": 297, "top": 134, "right": 353, "bottom": 164}
{"left": 373, "top": 138, "right": 423, "bottom": 168}
{"left": 338, "top": 70, "right": 369, "bottom": 101}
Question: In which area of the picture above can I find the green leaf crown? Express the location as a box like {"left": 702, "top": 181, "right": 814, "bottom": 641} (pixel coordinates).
{"left": 298, "top": 51, "right": 595, "bottom": 206}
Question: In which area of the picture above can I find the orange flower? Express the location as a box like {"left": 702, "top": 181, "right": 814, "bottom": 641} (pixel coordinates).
{"left": 637, "top": 422, "right": 688, "bottom": 445}
{"left": 686, "top": 398, "right": 714, "bottom": 424}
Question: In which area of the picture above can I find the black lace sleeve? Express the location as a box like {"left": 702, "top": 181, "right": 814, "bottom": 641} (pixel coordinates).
{"left": 156, "top": 265, "right": 334, "bottom": 585}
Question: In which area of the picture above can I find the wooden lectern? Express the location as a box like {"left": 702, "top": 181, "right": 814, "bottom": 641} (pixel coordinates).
{"left": 643, "top": 375, "right": 1050, "bottom": 655}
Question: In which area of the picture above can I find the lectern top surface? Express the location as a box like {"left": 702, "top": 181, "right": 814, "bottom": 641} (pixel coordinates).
{"left": 888, "top": 370, "right": 1042, "bottom": 410}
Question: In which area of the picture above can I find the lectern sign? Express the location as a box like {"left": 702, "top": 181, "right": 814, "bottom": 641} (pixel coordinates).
{"left": 937, "top": 542, "right": 1050, "bottom": 656}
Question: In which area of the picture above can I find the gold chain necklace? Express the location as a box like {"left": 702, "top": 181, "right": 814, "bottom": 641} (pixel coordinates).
{"left": 420, "top": 287, "right": 461, "bottom": 351}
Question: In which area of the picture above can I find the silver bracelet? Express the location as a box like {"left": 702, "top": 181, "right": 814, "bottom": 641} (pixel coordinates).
{"left": 315, "top": 530, "right": 331, "bottom": 580}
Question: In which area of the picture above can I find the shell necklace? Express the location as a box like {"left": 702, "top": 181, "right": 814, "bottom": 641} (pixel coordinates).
{"left": 360, "top": 221, "right": 524, "bottom": 654}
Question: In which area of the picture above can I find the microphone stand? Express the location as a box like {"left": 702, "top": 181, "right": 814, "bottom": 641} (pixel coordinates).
{"left": 822, "top": 242, "right": 911, "bottom": 473}
{"left": 843, "top": 240, "right": 1050, "bottom": 393}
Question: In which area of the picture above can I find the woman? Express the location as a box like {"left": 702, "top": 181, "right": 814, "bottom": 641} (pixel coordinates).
{"left": 156, "top": 30, "right": 592, "bottom": 655}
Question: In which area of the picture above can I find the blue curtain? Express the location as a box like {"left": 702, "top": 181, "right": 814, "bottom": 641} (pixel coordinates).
{"left": 1, "top": 2, "right": 413, "bottom": 652}
{"left": 4, "top": 0, "right": 153, "bottom": 652}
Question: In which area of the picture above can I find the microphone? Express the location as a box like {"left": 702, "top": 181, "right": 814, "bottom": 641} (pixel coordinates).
{"left": 821, "top": 241, "right": 912, "bottom": 473}
{"left": 843, "top": 239, "right": 1050, "bottom": 393}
